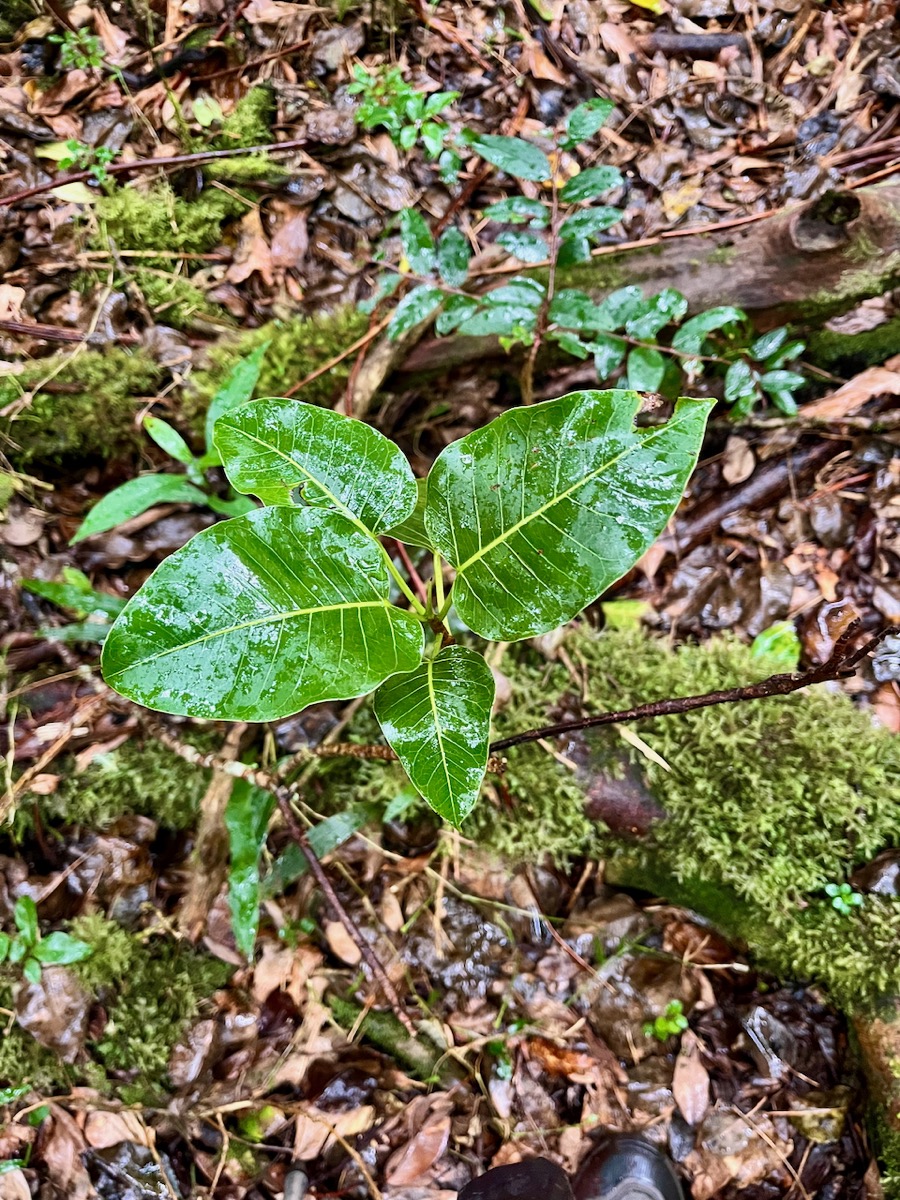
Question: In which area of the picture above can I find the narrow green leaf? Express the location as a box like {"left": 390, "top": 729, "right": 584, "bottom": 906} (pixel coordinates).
{"left": 13, "top": 897, "right": 38, "bottom": 946}
{"left": 71, "top": 475, "right": 209, "bottom": 544}
{"left": 625, "top": 288, "right": 688, "bottom": 339}
{"left": 101, "top": 507, "right": 425, "bottom": 721}
{"left": 215, "top": 397, "right": 417, "bottom": 533}
{"left": 388, "top": 285, "right": 444, "bottom": 339}
{"left": 497, "top": 230, "right": 548, "bottom": 263}
{"left": 559, "top": 166, "right": 623, "bottom": 203}
{"left": 483, "top": 196, "right": 549, "bottom": 226}
{"left": 37, "top": 621, "right": 113, "bottom": 645}
{"left": 225, "top": 778, "right": 276, "bottom": 958}
{"left": 262, "top": 807, "right": 374, "bottom": 897}
{"left": 437, "top": 227, "right": 470, "bottom": 287}
{"left": 204, "top": 342, "right": 269, "bottom": 457}
{"left": 374, "top": 646, "right": 494, "bottom": 826}
{"left": 563, "top": 98, "right": 615, "bottom": 148}
{"left": 400, "top": 208, "right": 436, "bottom": 275}
{"left": 470, "top": 134, "right": 551, "bottom": 182}
{"left": 559, "top": 206, "right": 623, "bottom": 241}
{"left": 749, "top": 327, "right": 789, "bottom": 361}
{"left": 143, "top": 417, "right": 195, "bottom": 465}
{"left": 205, "top": 493, "right": 257, "bottom": 518}
{"left": 384, "top": 478, "right": 433, "bottom": 550}
{"left": 23, "top": 959, "right": 41, "bottom": 985}
{"left": 424, "top": 390, "right": 713, "bottom": 640}
{"left": 23, "top": 568, "right": 125, "bottom": 620}
{"left": 0, "top": 935, "right": 10, "bottom": 965}
{"left": 626, "top": 346, "right": 666, "bottom": 391}
{"left": 32, "top": 932, "right": 92, "bottom": 966}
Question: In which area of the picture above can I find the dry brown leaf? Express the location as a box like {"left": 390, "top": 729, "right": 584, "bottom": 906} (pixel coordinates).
{"left": 251, "top": 942, "right": 323, "bottom": 1006}
{"left": 0, "top": 285, "right": 25, "bottom": 322}
{"left": 42, "top": 1106, "right": 94, "bottom": 1200}
{"left": 521, "top": 42, "right": 568, "bottom": 85}
{"left": 721, "top": 435, "right": 755, "bottom": 486}
{"left": 323, "top": 919, "right": 362, "bottom": 965}
{"left": 226, "top": 210, "right": 274, "bottom": 288}
{"left": 873, "top": 684, "right": 900, "bottom": 734}
{"left": 385, "top": 1115, "right": 452, "bottom": 1186}
{"left": 83, "top": 1111, "right": 153, "bottom": 1150}
{"left": 293, "top": 1103, "right": 375, "bottom": 1161}
{"left": 599, "top": 21, "right": 639, "bottom": 63}
{"left": 270, "top": 212, "right": 309, "bottom": 270}
{"left": 672, "top": 1031, "right": 710, "bottom": 1125}
{"left": 0, "top": 1170, "right": 31, "bottom": 1200}
{"left": 802, "top": 361, "right": 900, "bottom": 420}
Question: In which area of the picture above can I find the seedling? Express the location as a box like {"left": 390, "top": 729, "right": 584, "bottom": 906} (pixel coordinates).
{"left": 70, "top": 344, "right": 269, "bottom": 545}
{"left": 0, "top": 898, "right": 92, "bottom": 985}
{"left": 825, "top": 882, "right": 864, "bottom": 916}
{"left": 643, "top": 999, "right": 689, "bottom": 1042}
{"left": 50, "top": 28, "right": 105, "bottom": 72}
{"left": 58, "top": 139, "right": 118, "bottom": 184}
{"left": 348, "top": 65, "right": 461, "bottom": 180}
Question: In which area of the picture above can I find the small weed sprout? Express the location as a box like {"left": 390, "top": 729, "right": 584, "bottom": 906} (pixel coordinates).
{"left": 348, "top": 64, "right": 461, "bottom": 180}
{"left": 0, "top": 898, "right": 92, "bottom": 985}
{"left": 643, "top": 999, "right": 689, "bottom": 1042}
{"left": 50, "top": 28, "right": 105, "bottom": 72}
{"left": 58, "top": 139, "right": 118, "bottom": 184}
{"left": 825, "top": 882, "right": 865, "bottom": 916}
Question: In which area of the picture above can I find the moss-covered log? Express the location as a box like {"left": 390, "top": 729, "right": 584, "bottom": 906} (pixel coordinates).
{"left": 399, "top": 185, "right": 900, "bottom": 376}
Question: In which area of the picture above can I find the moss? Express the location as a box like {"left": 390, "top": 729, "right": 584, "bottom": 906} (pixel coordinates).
{"left": 134, "top": 270, "right": 226, "bottom": 330}
{"left": 184, "top": 307, "right": 371, "bottom": 430}
{"left": 202, "top": 156, "right": 290, "bottom": 187}
{"left": 213, "top": 87, "right": 275, "bottom": 150}
{"left": 0, "top": 0, "right": 32, "bottom": 39}
{"left": 808, "top": 317, "right": 900, "bottom": 371}
{"left": 94, "top": 181, "right": 246, "bottom": 265}
{"left": 537, "top": 258, "right": 628, "bottom": 295}
{"left": 21, "top": 737, "right": 211, "bottom": 831}
{"left": 708, "top": 245, "right": 738, "bottom": 265}
{"left": 0, "top": 348, "right": 162, "bottom": 468}
{"left": 800, "top": 251, "right": 900, "bottom": 322}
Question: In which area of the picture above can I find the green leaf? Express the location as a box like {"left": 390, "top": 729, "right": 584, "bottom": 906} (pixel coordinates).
{"left": 101, "top": 507, "right": 425, "bottom": 721}
{"left": 399, "top": 208, "right": 436, "bottom": 275}
{"left": 469, "top": 134, "right": 551, "bottom": 182}
{"left": 425, "top": 91, "right": 458, "bottom": 117}
{"left": 424, "top": 391, "right": 713, "bottom": 640}
{"left": 457, "top": 305, "right": 538, "bottom": 337}
{"left": 483, "top": 197, "right": 549, "bottom": 227}
{"left": 225, "top": 778, "right": 276, "bottom": 959}
{"left": 0, "top": 1086, "right": 28, "bottom": 1105}
{"left": 421, "top": 121, "right": 444, "bottom": 157}
{"left": 32, "top": 932, "right": 93, "bottom": 966}
{"left": 13, "top": 897, "right": 38, "bottom": 947}
{"left": 596, "top": 286, "right": 645, "bottom": 329}
{"left": 625, "top": 288, "right": 688, "bottom": 339}
{"left": 497, "top": 231, "right": 548, "bottom": 263}
{"left": 724, "top": 360, "right": 758, "bottom": 406}
{"left": 766, "top": 339, "right": 805, "bottom": 368}
{"left": 262, "top": 807, "right": 374, "bottom": 897}
{"left": 559, "top": 207, "right": 623, "bottom": 241}
{"left": 626, "top": 346, "right": 666, "bottom": 391}
{"left": 759, "top": 369, "right": 805, "bottom": 392}
{"left": 23, "top": 568, "right": 125, "bottom": 620}
{"left": 485, "top": 277, "right": 545, "bottom": 307}
{"left": 0, "top": 1161, "right": 27, "bottom": 1176}
{"left": 215, "top": 398, "right": 417, "bottom": 534}
{"left": 22, "top": 958, "right": 41, "bottom": 985}
{"left": 549, "top": 289, "right": 608, "bottom": 332}
{"left": 374, "top": 646, "right": 494, "bottom": 825}
{"left": 751, "top": 621, "right": 801, "bottom": 671}
{"left": 388, "top": 285, "right": 444, "bottom": 339}
{"left": 672, "top": 306, "right": 746, "bottom": 355}
{"left": 204, "top": 343, "right": 269, "bottom": 460}
{"left": 749, "top": 327, "right": 788, "bottom": 362}
{"left": 549, "top": 330, "right": 591, "bottom": 359}
{"left": 71, "top": 475, "right": 209, "bottom": 544}
{"left": 593, "top": 334, "right": 627, "bottom": 379}
{"left": 37, "top": 621, "right": 113, "bottom": 645}
{"left": 384, "top": 478, "right": 433, "bottom": 550}
{"left": 0, "top": 934, "right": 10, "bottom": 964}
{"left": 437, "top": 227, "right": 470, "bottom": 287}
{"left": 563, "top": 98, "right": 615, "bottom": 148}
{"left": 143, "top": 417, "right": 195, "bottom": 466}
{"left": 435, "top": 294, "right": 479, "bottom": 335}
{"left": 205, "top": 493, "right": 258, "bottom": 518}
{"left": 559, "top": 166, "right": 623, "bottom": 203}
{"left": 557, "top": 236, "right": 590, "bottom": 266}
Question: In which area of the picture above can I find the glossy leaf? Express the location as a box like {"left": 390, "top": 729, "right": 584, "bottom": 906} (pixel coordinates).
{"left": 497, "top": 230, "right": 548, "bottom": 263}
{"left": 399, "top": 208, "right": 436, "bottom": 274}
{"left": 724, "top": 360, "right": 758, "bottom": 406}
{"left": 385, "top": 478, "right": 433, "bottom": 549}
{"left": 388, "top": 284, "right": 444, "bottom": 339}
{"left": 374, "top": 646, "right": 494, "bottom": 825}
{"left": 557, "top": 236, "right": 590, "bottom": 266}
{"left": 13, "top": 897, "right": 38, "bottom": 946}
{"left": 749, "top": 327, "right": 789, "bottom": 362}
{"left": 204, "top": 343, "right": 269, "bottom": 460}
{"left": 435, "top": 294, "right": 480, "bottom": 335}
{"left": 559, "top": 206, "right": 623, "bottom": 241}
{"left": 458, "top": 305, "right": 537, "bottom": 337}
{"left": 627, "top": 346, "right": 666, "bottom": 391}
{"left": 71, "top": 475, "right": 209, "bottom": 544}
{"left": 470, "top": 134, "right": 551, "bottom": 182}
{"left": 23, "top": 568, "right": 125, "bottom": 620}
{"left": 101, "top": 507, "right": 425, "bottom": 721}
{"left": 262, "top": 807, "right": 373, "bottom": 897}
{"left": 144, "top": 417, "right": 194, "bottom": 465}
{"left": 672, "top": 306, "right": 746, "bottom": 355}
{"left": 32, "top": 932, "right": 92, "bottom": 966}
{"left": 563, "top": 98, "right": 615, "bottom": 148}
{"left": 593, "top": 333, "right": 627, "bottom": 380}
{"left": 549, "top": 330, "right": 591, "bottom": 359}
{"left": 205, "top": 493, "right": 257, "bottom": 518}
{"left": 214, "top": 397, "right": 417, "bottom": 533}
{"left": 596, "top": 286, "right": 645, "bottom": 330}
{"left": 549, "top": 289, "right": 608, "bottom": 332}
{"left": 424, "top": 390, "right": 713, "bottom": 640}
{"left": 625, "top": 288, "right": 688, "bottom": 339}
{"left": 759, "top": 369, "right": 805, "bottom": 392}
{"left": 23, "top": 958, "right": 41, "bottom": 985}
{"left": 485, "top": 277, "right": 545, "bottom": 308}
{"left": 483, "top": 196, "right": 549, "bottom": 226}
{"left": 225, "top": 778, "right": 275, "bottom": 958}
{"left": 437, "top": 227, "right": 470, "bottom": 286}
{"left": 559, "top": 165, "right": 623, "bottom": 203}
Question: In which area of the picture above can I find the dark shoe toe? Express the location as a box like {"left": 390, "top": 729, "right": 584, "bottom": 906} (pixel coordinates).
{"left": 572, "top": 1135, "right": 684, "bottom": 1200}
{"left": 459, "top": 1158, "right": 574, "bottom": 1200}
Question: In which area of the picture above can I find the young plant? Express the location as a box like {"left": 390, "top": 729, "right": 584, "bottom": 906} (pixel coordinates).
{"left": 348, "top": 65, "right": 461, "bottom": 181}
{"left": 58, "top": 139, "right": 118, "bottom": 184}
{"left": 0, "top": 898, "right": 92, "bottom": 985}
{"left": 643, "top": 999, "right": 689, "bottom": 1042}
{"left": 825, "top": 882, "right": 864, "bottom": 916}
{"left": 23, "top": 567, "right": 125, "bottom": 644}
{"left": 100, "top": 386, "right": 713, "bottom": 825}
{"left": 49, "top": 28, "right": 105, "bottom": 72}
{"left": 71, "top": 345, "right": 268, "bottom": 545}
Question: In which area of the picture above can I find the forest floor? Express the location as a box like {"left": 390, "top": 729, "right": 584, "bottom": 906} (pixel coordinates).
{"left": 2, "top": 0, "right": 900, "bottom": 1197}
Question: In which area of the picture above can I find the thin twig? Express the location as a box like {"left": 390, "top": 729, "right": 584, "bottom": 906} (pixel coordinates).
{"left": 490, "top": 623, "right": 896, "bottom": 752}
{"left": 283, "top": 316, "right": 392, "bottom": 398}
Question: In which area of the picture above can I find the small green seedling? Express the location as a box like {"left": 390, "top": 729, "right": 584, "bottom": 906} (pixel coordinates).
{"left": 50, "top": 28, "right": 105, "bottom": 72}
{"left": 71, "top": 344, "right": 269, "bottom": 545}
{"left": 23, "top": 566, "right": 125, "bottom": 644}
{"left": 643, "top": 999, "right": 689, "bottom": 1042}
{"left": 0, "top": 898, "right": 92, "bottom": 986}
{"left": 348, "top": 65, "right": 461, "bottom": 180}
{"left": 825, "top": 882, "right": 864, "bottom": 916}
{"left": 58, "top": 139, "right": 118, "bottom": 184}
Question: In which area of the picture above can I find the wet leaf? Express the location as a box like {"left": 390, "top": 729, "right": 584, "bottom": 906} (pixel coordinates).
{"left": 563, "top": 98, "right": 615, "bottom": 149}
{"left": 485, "top": 277, "right": 545, "bottom": 307}
{"left": 225, "top": 779, "right": 276, "bottom": 959}
{"left": 497, "top": 230, "right": 548, "bottom": 263}
{"left": 23, "top": 568, "right": 125, "bottom": 620}
{"left": 385, "top": 478, "right": 434, "bottom": 549}
{"left": 374, "top": 646, "right": 495, "bottom": 825}
{"left": 625, "top": 288, "right": 688, "bottom": 339}
{"left": 559, "top": 165, "right": 624, "bottom": 202}
{"left": 388, "top": 285, "right": 444, "bottom": 339}
{"left": 593, "top": 333, "right": 627, "bottom": 380}
{"left": 470, "top": 134, "right": 551, "bottom": 182}
{"left": 672, "top": 306, "right": 746, "bottom": 355}
{"left": 71, "top": 475, "right": 209, "bottom": 544}
{"left": 101, "top": 507, "right": 425, "bottom": 721}
{"left": 436, "top": 227, "right": 470, "bottom": 287}
{"left": 559, "top": 206, "right": 623, "bottom": 240}
{"left": 215, "top": 397, "right": 418, "bottom": 532}
{"left": 400, "top": 208, "right": 436, "bottom": 275}
{"left": 435, "top": 294, "right": 479, "bottom": 335}
{"left": 626, "top": 346, "right": 666, "bottom": 391}
{"left": 143, "top": 417, "right": 195, "bottom": 466}
{"left": 457, "top": 304, "right": 537, "bottom": 337}
{"left": 424, "top": 390, "right": 713, "bottom": 640}
{"left": 203, "top": 342, "right": 269, "bottom": 460}
{"left": 484, "top": 196, "right": 549, "bottom": 226}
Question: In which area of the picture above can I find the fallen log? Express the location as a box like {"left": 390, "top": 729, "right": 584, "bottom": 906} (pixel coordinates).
{"left": 398, "top": 186, "right": 900, "bottom": 377}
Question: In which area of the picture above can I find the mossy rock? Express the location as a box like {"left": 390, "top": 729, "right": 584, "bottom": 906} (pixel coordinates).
{"left": 807, "top": 316, "right": 900, "bottom": 372}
